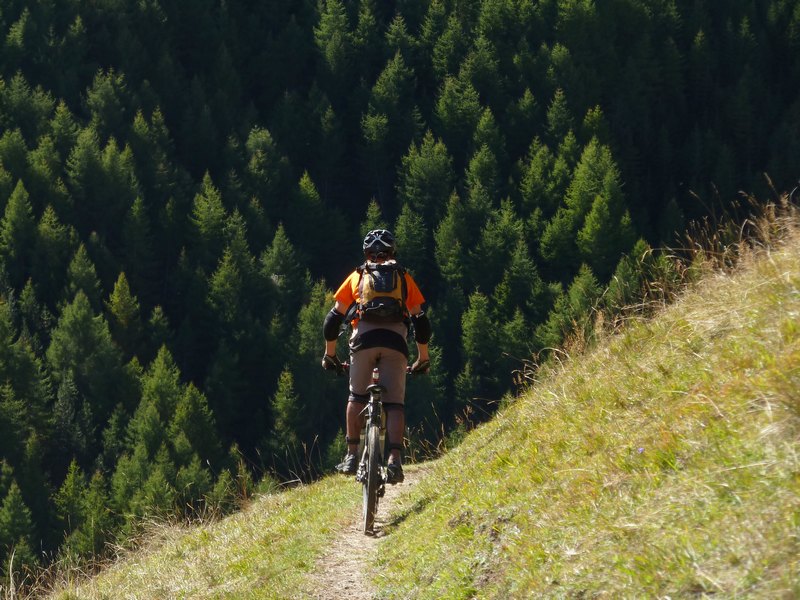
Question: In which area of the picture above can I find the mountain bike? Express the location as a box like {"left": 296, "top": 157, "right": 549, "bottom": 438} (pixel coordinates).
{"left": 332, "top": 358, "right": 429, "bottom": 535}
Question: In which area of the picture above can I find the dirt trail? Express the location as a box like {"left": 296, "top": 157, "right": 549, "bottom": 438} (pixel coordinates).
{"left": 304, "top": 466, "right": 423, "bottom": 600}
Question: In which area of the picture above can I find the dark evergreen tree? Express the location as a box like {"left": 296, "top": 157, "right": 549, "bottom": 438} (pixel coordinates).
{"left": 47, "top": 290, "right": 131, "bottom": 430}
{"left": 397, "top": 130, "right": 454, "bottom": 231}
{"left": 535, "top": 264, "right": 602, "bottom": 350}
{"left": 106, "top": 272, "right": 143, "bottom": 359}
{"left": 0, "top": 181, "right": 36, "bottom": 290}
{"left": 190, "top": 173, "right": 228, "bottom": 274}
{"left": 0, "top": 481, "right": 38, "bottom": 573}
{"left": 434, "top": 75, "right": 482, "bottom": 169}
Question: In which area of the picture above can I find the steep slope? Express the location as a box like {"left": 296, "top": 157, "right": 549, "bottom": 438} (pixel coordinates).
{"left": 374, "top": 226, "right": 800, "bottom": 598}
{"left": 44, "top": 223, "right": 800, "bottom": 599}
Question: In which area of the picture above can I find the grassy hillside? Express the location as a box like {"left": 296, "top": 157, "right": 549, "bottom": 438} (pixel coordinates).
{"left": 43, "top": 476, "right": 361, "bottom": 599}
{"left": 41, "top": 215, "right": 799, "bottom": 599}
{"left": 376, "top": 221, "right": 800, "bottom": 598}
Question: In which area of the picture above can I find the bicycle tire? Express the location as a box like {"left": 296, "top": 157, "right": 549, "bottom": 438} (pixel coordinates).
{"left": 362, "top": 422, "right": 381, "bottom": 534}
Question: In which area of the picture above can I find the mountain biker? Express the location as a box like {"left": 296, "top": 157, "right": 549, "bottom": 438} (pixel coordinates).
{"left": 321, "top": 229, "right": 431, "bottom": 484}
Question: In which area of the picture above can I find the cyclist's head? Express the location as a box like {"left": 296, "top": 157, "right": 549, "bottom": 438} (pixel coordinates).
{"left": 363, "top": 229, "right": 396, "bottom": 261}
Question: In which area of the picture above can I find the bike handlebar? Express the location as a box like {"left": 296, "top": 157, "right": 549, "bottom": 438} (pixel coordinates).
{"left": 328, "top": 360, "right": 429, "bottom": 376}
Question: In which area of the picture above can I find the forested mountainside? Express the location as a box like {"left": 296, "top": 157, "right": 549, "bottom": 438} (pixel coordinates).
{"left": 0, "top": 0, "right": 798, "bottom": 575}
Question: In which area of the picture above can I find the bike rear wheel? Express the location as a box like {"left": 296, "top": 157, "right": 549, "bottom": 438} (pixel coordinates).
{"left": 362, "top": 422, "right": 381, "bottom": 533}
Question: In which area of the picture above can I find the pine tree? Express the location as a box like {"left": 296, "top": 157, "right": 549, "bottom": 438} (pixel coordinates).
{"left": 458, "top": 291, "right": 500, "bottom": 406}
{"left": 0, "top": 383, "right": 28, "bottom": 468}
{"left": 393, "top": 204, "right": 428, "bottom": 288}
{"left": 461, "top": 36, "right": 504, "bottom": 110}
{"left": 106, "top": 272, "right": 143, "bottom": 359}
{"left": 100, "top": 404, "right": 128, "bottom": 471}
{"left": 352, "top": 0, "right": 384, "bottom": 80}
{"left": 360, "top": 199, "right": 389, "bottom": 236}
{"left": 191, "top": 172, "right": 227, "bottom": 273}
{"left": 432, "top": 14, "right": 467, "bottom": 80}
{"left": 174, "top": 455, "right": 212, "bottom": 513}
{"left": 53, "top": 374, "right": 92, "bottom": 471}
{"left": 285, "top": 172, "right": 342, "bottom": 266}
{"left": 465, "top": 145, "right": 501, "bottom": 202}
{"left": 169, "top": 383, "right": 221, "bottom": 468}
{"left": 72, "top": 470, "right": 113, "bottom": 557}
{"left": 546, "top": 88, "right": 575, "bottom": 146}
{"left": 0, "top": 181, "right": 36, "bottom": 290}
{"left": 507, "top": 88, "right": 540, "bottom": 158}
{"left": 47, "top": 290, "right": 129, "bottom": 429}
{"left": 208, "top": 248, "right": 244, "bottom": 328}
{"left": 434, "top": 191, "right": 468, "bottom": 288}
{"left": 64, "top": 244, "right": 102, "bottom": 309}
{"left": 271, "top": 368, "right": 301, "bottom": 449}
{"left": 386, "top": 14, "right": 413, "bottom": 62}
{"left": 604, "top": 238, "right": 651, "bottom": 315}
{"left": 65, "top": 127, "right": 104, "bottom": 235}
{"left": 26, "top": 134, "right": 69, "bottom": 215}
{"left": 0, "top": 129, "right": 28, "bottom": 183}
{"left": 397, "top": 130, "right": 454, "bottom": 230}
{"left": 491, "top": 239, "right": 550, "bottom": 323}
{"left": 86, "top": 69, "right": 129, "bottom": 143}
{"left": 129, "top": 444, "right": 177, "bottom": 518}
{"left": 49, "top": 101, "right": 80, "bottom": 161}
{"left": 0, "top": 481, "right": 37, "bottom": 571}
{"left": 97, "top": 140, "right": 141, "bottom": 240}
{"left": 244, "top": 126, "right": 290, "bottom": 224}
{"left": 540, "top": 138, "right": 628, "bottom": 281}
{"left": 54, "top": 460, "right": 86, "bottom": 535}
{"left": 121, "top": 197, "right": 157, "bottom": 306}
{"left": 260, "top": 224, "right": 308, "bottom": 320}
{"left": 0, "top": 73, "right": 54, "bottom": 143}
{"left": 34, "top": 205, "right": 76, "bottom": 307}
{"left": 520, "top": 138, "right": 556, "bottom": 217}
{"left": 434, "top": 75, "right": 482, "bottom": 168}
{"left": 314, "top": 0, "right": 352, "bottom": 105}
{"left": 576, "top": 192, "right": 635, "bottom": 280}
{"left": 472, "top": 107, "right": 507, "bottom": 169}
{"left": 362, "top": 51, "right": 417, "bottom": 207}
{"left": 535, "top": 264, "right": 602, "bottom": 350}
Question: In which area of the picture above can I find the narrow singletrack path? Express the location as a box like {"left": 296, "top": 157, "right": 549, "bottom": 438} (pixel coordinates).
{"left": 304, "top": 465, "right": 425, "bottom": 600}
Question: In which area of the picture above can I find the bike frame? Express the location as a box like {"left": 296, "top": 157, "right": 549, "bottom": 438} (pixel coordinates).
{"left": 356, "top": 367, "right": 386, "bottom": 534}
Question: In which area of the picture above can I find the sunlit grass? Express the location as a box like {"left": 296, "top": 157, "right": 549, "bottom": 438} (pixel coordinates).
{"left": 375, "top": 224, "right": 800, "bottom": 598}
{"left": 45, "top": 476, "right": 360, "bottom": 599}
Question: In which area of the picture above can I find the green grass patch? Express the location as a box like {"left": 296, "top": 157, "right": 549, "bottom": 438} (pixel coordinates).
{"left": 374, "top": 233, "right": 800, "bottom": 598}
{"left": 47, "top": 476, "right": 360, "bottom": 599}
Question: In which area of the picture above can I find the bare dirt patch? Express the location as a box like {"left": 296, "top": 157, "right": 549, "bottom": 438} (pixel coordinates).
{"left": 304, "top": 465, "right": 424, "bottom": 599}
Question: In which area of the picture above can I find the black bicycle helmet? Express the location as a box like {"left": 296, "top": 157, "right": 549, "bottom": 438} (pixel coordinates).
{"left": 363, "top": 229, "right": 396, "bottom": 258}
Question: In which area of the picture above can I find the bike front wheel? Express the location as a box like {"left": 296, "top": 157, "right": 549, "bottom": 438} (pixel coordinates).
{"left": 362, "top": 422, "right": 381, "bottom": 534}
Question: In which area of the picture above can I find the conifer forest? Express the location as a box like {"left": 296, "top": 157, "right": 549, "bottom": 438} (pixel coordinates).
{"left": 0, "top": 0, "right": 798, "bottom": 574}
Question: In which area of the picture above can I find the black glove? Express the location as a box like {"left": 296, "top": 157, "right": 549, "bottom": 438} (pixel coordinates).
{"left": 321, "top": 353, "right": 344, "bottom": 375}
{"left": 410, "top": 358, "right": 430, "bottom": 375}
